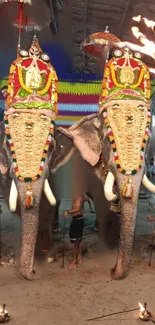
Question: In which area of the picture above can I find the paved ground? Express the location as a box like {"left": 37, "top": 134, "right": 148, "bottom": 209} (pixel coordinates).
{"left": 0, "top": 234, "right": 155, "bottom": 325}
{"left": 0, "top": 195, "right": 155, "bottom": 325}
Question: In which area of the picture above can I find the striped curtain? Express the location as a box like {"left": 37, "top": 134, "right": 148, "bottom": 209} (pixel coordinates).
{"left": 0, "top": 79, "right": 102, "bottom": 126}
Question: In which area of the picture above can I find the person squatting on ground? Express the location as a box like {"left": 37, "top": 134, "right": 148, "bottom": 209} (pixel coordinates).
{"left": 63, "top": 195, "right": 84, "bottom": 269}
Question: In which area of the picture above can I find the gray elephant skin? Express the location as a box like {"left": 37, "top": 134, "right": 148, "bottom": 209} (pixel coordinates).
{"left": 52, "top": 49, "right": 155, "bottom": 280}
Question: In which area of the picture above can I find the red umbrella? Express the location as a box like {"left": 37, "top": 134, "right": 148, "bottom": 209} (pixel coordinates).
{"left": 0, "top": 0, "right": 50, "bottom": 56}
{"left": 81, "top": 27, "right": 121, "bottom": 73}
{"left": 81, "top": 27, "right": 121, "bottom": 59}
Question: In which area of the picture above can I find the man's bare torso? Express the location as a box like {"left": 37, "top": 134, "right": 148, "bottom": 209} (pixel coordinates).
{"left": 71, "top": 196, "right": 83, "bottom": 217}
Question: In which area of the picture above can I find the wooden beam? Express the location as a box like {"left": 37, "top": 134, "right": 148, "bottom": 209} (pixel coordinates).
{"left": 83, "top": 0, "right": 89, "bottom": 69}
{"left": 117, "top": 0, "right": 131, "bottom": 38}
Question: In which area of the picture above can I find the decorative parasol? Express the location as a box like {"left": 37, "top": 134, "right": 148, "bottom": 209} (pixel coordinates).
{"left": 13, "top": 16, "right": 41, "bottom": 33}
{"left": 0, "top": 0, "right": 50, "bottom": 56}
{"left": 81, "top": 26, "right": 121, "bottom": 60}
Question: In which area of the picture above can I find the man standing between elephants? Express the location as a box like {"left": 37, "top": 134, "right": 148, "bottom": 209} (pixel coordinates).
{"left": 63, "top": 195, "right": 84, "bottom": 269}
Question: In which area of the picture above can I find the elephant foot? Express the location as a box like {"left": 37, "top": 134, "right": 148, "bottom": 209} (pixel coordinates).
{"left": 19, "top": 267, "right": 36, "bottom": 281}
{"left": 110, "top": 265, "right": 127, "bottom": 280}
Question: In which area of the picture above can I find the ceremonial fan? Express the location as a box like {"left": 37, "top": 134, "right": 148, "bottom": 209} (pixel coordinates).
{"left": 0, "top": 0, "right": 50, "bottom": 57}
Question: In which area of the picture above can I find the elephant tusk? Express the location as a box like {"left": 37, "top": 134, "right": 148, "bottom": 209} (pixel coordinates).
{"left": 9, "top": 180, "right": 18, "bottom": 212}
{"left": 44, "top": 179, "right": 56, "bottom": 206}
{"left": 142, "top": 174, "right": 155, "bottom": 193}
{"left": 104, "top": 171, "right": 117, "bottom": 201}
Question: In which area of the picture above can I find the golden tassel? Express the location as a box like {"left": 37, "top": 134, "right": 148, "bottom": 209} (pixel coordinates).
{"left": 122, "top": 177, "right": 133, "bottom": 199}
{"left": 25, "top": 183, "right": 34, "bottom": 209}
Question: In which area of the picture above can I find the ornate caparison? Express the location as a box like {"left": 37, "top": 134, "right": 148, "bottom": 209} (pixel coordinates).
{"left": 4, "top": 115, "right": 54, "bottom": 182}
{"left": 99, "top": 48, "right": 151, "bottom": 176}
{"left": 4, "top": 35, "right": 58, "bottom": 208}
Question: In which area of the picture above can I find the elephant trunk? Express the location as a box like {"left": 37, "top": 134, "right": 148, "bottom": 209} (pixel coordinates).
{"left": 19, "top": 205, "right": 39, "bottom": 280}
{"left": 112, "top": 167, "right": 144, "bottom": 279}
{"left": 16, "top": 178, "right": 44, "bottom": 280}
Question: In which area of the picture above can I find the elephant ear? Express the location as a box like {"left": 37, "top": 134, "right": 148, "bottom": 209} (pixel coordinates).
{"left": 69, "top": 113, "right": 103, "bottom": 166}
{"left": 50, "top": 127, "right": 75, "bottom": 173}
{"left": 0, "top": 121, "right": 9, "bottom": 175}
{"left": 50, "top": 113, "right": 104, "bottom": 173}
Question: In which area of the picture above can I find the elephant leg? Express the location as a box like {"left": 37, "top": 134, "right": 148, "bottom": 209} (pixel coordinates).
{"left": 111, "top": 170, "right": 143, "bottom": 279}
{"left": 111, "top": 202, "right": 137, "bottom": 279}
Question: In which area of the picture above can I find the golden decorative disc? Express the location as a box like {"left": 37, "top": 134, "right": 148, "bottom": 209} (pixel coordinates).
{"left": 120, "top": 66, "right": 135, "bottom": 85}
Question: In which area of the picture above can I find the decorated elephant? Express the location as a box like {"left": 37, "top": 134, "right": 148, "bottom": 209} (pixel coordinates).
{"left": 0, "top": 35, "right": 74, "bottom": 280}
{"left": 51, "top": 47, "right": 155, "bottom": 279}
{"left": 0, "top": 36, "right": 154, "bottom": 281}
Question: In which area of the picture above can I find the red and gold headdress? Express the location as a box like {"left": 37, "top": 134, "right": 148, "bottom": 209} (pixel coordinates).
{"left": 99, "top": 48, "right": 150, "bottom": 112}
{"left": 6, "top": 34, "right": 58, "bottom": 116}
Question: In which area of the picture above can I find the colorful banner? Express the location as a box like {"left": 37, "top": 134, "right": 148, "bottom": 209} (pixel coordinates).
{"left": 0, "top": 79, "right": 101, "bottom": 127}
{"left": 1, "top": 78, "right": 155, "bottom": 127}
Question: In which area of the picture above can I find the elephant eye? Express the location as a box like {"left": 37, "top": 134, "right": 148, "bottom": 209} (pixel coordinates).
{"left": 112, "top": 104, "right": 120, "bottom": 110}
{"left": 40, "top": 114, "right": 50, "bottom": 121}
{"left": 137, "top": 105, "right": 145, "bottom": 111}
{"left": 12, "top": 113, "right": 21, "bottom": 118}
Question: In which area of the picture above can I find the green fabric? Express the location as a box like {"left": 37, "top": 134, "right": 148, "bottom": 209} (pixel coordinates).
{"left": 11, "top": 102, "right": 54, "bottom": 109}
{"left": 17, "top": 88, "right": 47, "bottom": 98}
{"left": 0, "top": 78, "right": 8, "bottom": 89}
{"left": 108, "top": 86, "right": 144, "bottom": 97}
{"left": 58, "top": 82, "right": 102, "bottom": 94}
{"left": 100, "top": 86, "right": 146, "bottom": 104}
{"left": 0, "top": 76, "right": 155, "bottom": 95}
{"left": 17, "top": 88, "right": 31, "bottom": 98}
{"left": 0, "top": 78, "right": 102, "bottom": 94}
{"left": 104, "top": 95, "right": 145, "bottom": 102}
